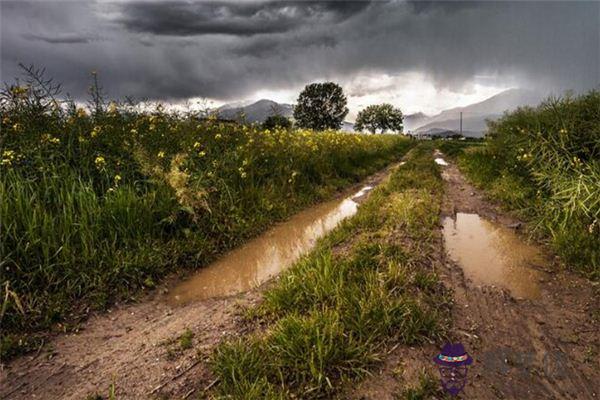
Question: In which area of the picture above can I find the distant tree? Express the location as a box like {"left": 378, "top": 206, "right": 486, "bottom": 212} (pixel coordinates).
{"left": 293, "top": 82, "right": 349, "bottom": 130}
{"left": 354, "top": 104, "right": 403, "bottom": 134}
{"left": 262, "top": 114, "right": 292, "bottom": 130}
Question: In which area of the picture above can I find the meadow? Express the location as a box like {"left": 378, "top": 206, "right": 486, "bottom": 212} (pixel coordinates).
{"left": 0, "top": 79, "right": 413, "bottom": 358}
{"left": 438, "top": 90, "right": 600, "bottom": 279}
{"left": 211, "top": 144, "right": 449, "bottom": 399}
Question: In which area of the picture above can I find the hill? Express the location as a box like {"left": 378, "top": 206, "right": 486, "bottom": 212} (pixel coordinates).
{"left": 410, "top": 88, "right": 544, "bottom": 137}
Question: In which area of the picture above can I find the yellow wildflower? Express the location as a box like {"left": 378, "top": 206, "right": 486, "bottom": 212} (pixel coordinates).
{"left": 91, "top": 126, "right": 101, "bottom": 138}
{"left": 193, "top": 142, "right": 201, "bottom": 149}
{"left": 95, "top": 156, "right": 106, "bottom": 169}
{"left": 158, "top": 151, "right": 165, "bottom": 159}
{"left": 1, "top": 150, "right": 16, "bottom": 166}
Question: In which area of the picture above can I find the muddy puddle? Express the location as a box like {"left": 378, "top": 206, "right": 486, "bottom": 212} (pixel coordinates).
{"left": 443, "top": 213, "right": 546, "bottom": 299}
{"left": 168, "top": 186, "right": 374, "bottom": 305}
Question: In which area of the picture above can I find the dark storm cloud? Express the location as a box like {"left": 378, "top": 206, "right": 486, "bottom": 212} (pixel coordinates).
{"left": 1, "top": 1, "right": 598, "bottom": 102}
{"left": 22, "top": 33, "right": 98, "bottom": 44}
{"left": 118, "top": 1, "right": 373, "bottom": 36}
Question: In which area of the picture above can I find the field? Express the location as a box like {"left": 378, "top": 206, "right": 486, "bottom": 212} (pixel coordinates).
{"left": 0, "top": 84, "right": 413, "bottom": 358}
{"left": 438, "top": 91, "right": 600, "bottom": 278}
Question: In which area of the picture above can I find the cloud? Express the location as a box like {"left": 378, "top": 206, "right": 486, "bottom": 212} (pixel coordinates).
{"left": 1, "top": 0, "right": 598, "bottom": 107}
{"left": 21, "top": 33, "right": 98, "bottom": 44}
{"left": 117, "top": 1, "right": 373, "bottom": 37}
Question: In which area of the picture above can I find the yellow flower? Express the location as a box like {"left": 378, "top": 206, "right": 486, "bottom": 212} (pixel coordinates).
{"left": 193, "top": 142, "right": 201, "bottom": 149}
{"left": 157, "top": 151, "right": 165, "bottom": 159}
{"left": 198, "top": 151, "right": 206, "bottom": 157}
{"left": 130, "top": 128, "right": 138, "bottom": 135}
{"left": 2, "top": 150, "right": 16, "bottom": 166}
{"left": 215, "top": 133, "right": 222, "bottom": 139}
{"left": 91, "top": 126, "right": 101, "bottom": 138}
{"left": 49, "top": 137, "right": 60, "bottom": 144}
{"left": 114, "top": 174, "right": 122, "bottom": 183}
{"left": 95, "top": 156, "right": 106, "bottom": 169}
{"left": 12, "top": 123, "right": 22, "bottom": 132}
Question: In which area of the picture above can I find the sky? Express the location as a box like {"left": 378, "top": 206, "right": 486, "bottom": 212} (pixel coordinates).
{"left": 1, "top": 0, "right": 599, "bottom": 118}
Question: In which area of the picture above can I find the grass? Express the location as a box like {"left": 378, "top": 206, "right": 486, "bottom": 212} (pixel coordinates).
{"left": 0, "top": 73, "right": 414, "bottom": 359}
{"left": 437, "top": 91, "right": 599, "bottom": 279}
{"left": 397, "top": 370, "right": 444, "bottom": 400}
{"left": 210, "top": 144, "right": 449, "bottom": 399}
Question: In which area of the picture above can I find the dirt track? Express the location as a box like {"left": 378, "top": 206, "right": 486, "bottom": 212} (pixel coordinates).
{"left": 1, "top": 156, "right": 598, "bottom": 399}
{"left": 349, "top": 154, "right": 599, "bottom": 399}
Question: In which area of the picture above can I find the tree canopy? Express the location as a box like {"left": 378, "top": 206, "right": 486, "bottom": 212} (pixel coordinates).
{"left": 293, "top": 82, "right": 348, "bottom": 130}
{"left": 262, "top": 114, "right": 292, "bottom": 130}
{"left": 354, "top": 104, "right": 404, "bottom": 134}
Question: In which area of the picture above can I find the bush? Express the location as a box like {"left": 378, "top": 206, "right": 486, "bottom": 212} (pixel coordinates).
{"left": 457, "top": 91, "right": 600, "bottom": 277}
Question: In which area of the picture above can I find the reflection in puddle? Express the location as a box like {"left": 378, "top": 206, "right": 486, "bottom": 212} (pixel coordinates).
{"left": 443, "top": 213, "right": 545, "bottom": 299}
{"left": 168, "top": 187, "right": 373, "bottom": 305}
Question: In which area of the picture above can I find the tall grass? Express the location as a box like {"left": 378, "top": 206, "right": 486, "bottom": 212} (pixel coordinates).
{"left": 0, "top": 74, "right": 414, "bottom": 358}
{"left": 444, "top": 91, "right": 599, "bottom": 278}
{"left": 211, "top": 144, "right": 448, "bottom": 399}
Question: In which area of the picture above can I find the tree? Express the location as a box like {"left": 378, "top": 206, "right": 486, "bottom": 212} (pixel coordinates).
{"left": 354, "top": 104, "right": 403, "bottom": 134}
{"left": 293, "top": 82, "right": 348, "bottom": 130}
{"left": 262, "top": 114, "right": 292, "bottom": 130}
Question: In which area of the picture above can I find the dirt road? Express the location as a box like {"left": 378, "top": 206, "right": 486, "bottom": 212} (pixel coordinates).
{"left": 350, "top": 154, "right": 599, "bottom": 399}
{"left": 1, "top": 156, "right": 598, "bottom": 399}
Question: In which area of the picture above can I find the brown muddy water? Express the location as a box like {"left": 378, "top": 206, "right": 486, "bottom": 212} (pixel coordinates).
{"left": 443, "top": 212, "right": 546, "bottom": 299}
{"left": 168, "top": 186, "right": 374, "bottom": 305}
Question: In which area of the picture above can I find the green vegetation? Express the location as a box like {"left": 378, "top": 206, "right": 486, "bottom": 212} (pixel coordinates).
{"left": 398, "top": 370, "right": 443, "bottom": 400}
{"left": 211, "top": 144, "right": 448, "bottom": 399}
{"left": 0, "top": 71, "right": 413, "bottom": 358}
{"left": 262, "top": 114, "right": 292, "bottom": 130}
{"left": 440, "top": 91, "right": 600, "bottom": 278}
{"left": 355, "top": 103, "right": 404, "bottom": 134}
{"left": 293, "top": 82, "right": 349, "bottom": 130}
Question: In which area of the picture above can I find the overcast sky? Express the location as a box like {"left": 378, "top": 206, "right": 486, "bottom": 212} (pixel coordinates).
{"left": 1, "top": 0, "right": 599, "bottom": 117}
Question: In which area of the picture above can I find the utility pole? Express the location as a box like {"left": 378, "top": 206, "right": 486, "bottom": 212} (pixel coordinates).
{"left": 460, "top": 112, "right": 463, "bottom": 136}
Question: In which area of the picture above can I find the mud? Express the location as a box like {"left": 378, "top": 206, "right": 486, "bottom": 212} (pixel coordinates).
{"left": 169, "top": 187, "right": 371, "bottom": 305}
{"left": 443, "top": 212, "right": 545, "bottom": 299}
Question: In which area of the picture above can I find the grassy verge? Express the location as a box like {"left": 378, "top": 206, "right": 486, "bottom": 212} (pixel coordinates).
{"left": 437, "top": 91, "right": 599, "bottom": 279}
{"left": 0, "top": 81, "right": 414, "bottom": 359}
{"left": 211, "top": 144, "right": 449, "bottom": 399}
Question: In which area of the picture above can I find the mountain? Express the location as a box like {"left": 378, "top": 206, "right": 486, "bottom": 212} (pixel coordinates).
{"left": 404, "top": 112, "right": 429, "bottom": 131}
{"left": 216, "top": 99, "right": 293, "bottom": 123}
{"left": 410, "top": 88, "right": 544, "bottom": 137}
